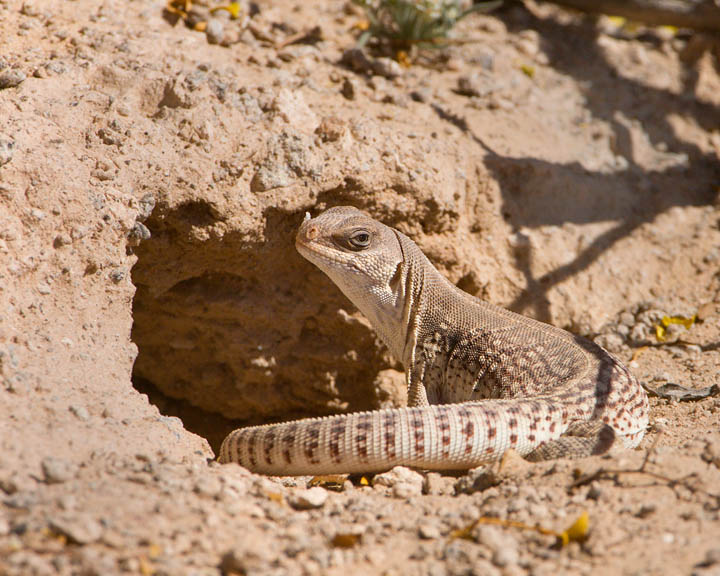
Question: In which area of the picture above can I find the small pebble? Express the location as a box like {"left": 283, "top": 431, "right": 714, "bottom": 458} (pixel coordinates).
{"left": 636, "top": 503, "right": 657, "bottom": 518}
{"left": 57, "top": 494, "right": 77, "bottom": 511}
{"left": 289, "top": 487, "right": 328, "bottom": 510}
{"left": 69, "top": 404, "right": 89, "bottom": 421}
{"left": 341, "top": 77, "right": 356, "bottom": 100}
{"left": 454, "top": 467, "right": 501, "bottom": 494}
{"left": 0, "top": 474, "right": 20, "bottom": 495}
{"left": 53, "top": 234, "right": 72, "bottom": 248}
{"left": 315, "top": 116, "right": 346, "bottom": 143}
{"left": 619, "top": 312, "right": 635, "bottom": 326}
{"left": 372, "top": 57, "right": 402, "bottom": 79}
{"left": 409, "top": 88, "right": 431, "bottom": 103}
{"left": 418, "top": 522, "right": 441, "bottom": 540}
{"left": 456, "top": 73, "right": 491, "bottom": 98}
{"left": 127, "top": 221, "right": 151, "bottom": 246}
{"left": 0, "top": 138, "right": 14, "bottom": 166}
{"left": 20, "top": 1, "right": 40, "bottom": 16}
{"left": 685, "top": 344, "right": 702, "bottom": 355}
{"left": 41, "top": 457, "right": 76, "bottom": 484}
{"left": 423, "top": 472, "right": 450, "bottom": 495}
{"left": 49, "top": 515, "right": 103, "bottom": 544}
{"left": 46, "top": 61, "right": 65, "bottom": 75}
{"left": 205, "top": 19, "right": 225, "bottom": 45}
{"left": 109, "top": 269, "right": 125, "bottom": 283}
{"left": 373, "top": 466, "right": 423, "bottom": 487}
{"left": 340, "top": 48, "right": 373, "bottom": 73}
{"left": 136, "top": 194, "right": 156, "bottom": 221}
{"left": 0, "top": 70, "right": 26, "bottom": 90}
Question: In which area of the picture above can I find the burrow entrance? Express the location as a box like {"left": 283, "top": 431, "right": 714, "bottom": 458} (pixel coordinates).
{"left": 129, "top": 201, "right": 391, "bottom": 454}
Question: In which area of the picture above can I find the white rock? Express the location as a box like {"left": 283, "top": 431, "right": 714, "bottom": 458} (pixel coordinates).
{"left": 289, "top": 486, "right": 328, "bottom": 510}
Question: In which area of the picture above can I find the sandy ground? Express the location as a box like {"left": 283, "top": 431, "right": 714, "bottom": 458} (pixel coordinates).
{"left": 1, "top": 0, "right": 719, "bottom": 574}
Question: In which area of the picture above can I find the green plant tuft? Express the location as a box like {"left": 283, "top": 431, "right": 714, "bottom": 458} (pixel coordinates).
{"left": 354, "top": 0, "right": 502, "bottom": 50}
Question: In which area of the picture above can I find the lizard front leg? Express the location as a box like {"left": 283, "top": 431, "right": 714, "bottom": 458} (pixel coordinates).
{"left": 406, "top": 349, "right": 430, "bottom": 407}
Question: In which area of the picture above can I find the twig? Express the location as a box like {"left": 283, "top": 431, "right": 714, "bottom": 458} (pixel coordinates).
{"left": 570, "top": 431, "right": 720, "bottom": 504}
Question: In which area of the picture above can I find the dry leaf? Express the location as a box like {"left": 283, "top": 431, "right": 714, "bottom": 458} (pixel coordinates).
{"left": 655, "top": 314, "right": 696, "bottom": 342}
{"left": 308, "top": 475, "right": 346, "bottom": 491}
{"left": 558, "top": 511, "right": 589, "bottom": 546}
{"left": 332, "top": 533, "right": 361, "bottom": 548}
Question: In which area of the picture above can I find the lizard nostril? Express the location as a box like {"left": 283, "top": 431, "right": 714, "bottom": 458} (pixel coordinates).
{"left": 307, "top": 226, "right": 319, "bottom": 240}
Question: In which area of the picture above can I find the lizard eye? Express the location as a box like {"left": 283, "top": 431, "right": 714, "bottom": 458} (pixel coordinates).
{"left": 348, "top": 229, "right": 372, "bottom": 250}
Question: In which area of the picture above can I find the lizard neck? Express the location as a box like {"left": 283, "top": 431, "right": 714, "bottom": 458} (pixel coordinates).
{"left": 338, "top": 230, "right": 426, "bottom": 365}
{"left": 394, "top": 231, "right": 435, "bottom": 369}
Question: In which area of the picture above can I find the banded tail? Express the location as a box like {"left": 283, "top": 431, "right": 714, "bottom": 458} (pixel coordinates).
{"left": 218, "top": 398, "right": 605, "bottom": 475}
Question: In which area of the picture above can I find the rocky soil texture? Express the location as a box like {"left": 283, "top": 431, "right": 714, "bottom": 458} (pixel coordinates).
{"left": 1, "top": 0, "right": 719, "bottom": 574}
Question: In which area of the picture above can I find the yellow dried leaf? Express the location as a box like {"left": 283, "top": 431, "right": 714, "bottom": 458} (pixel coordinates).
{"left": 332, "top": 533, "right": 361, "bottom": 548}
{"left": 359, "top": 475, "right": 370, "bottom": 486}
{"left": 665, "top": 314, "right": 696, "bottom": 329}
{"left": 166, "top": 0, "right": 191, "bottom": 17}
{"left": 559, "top": 511, "right": 589, "bottom": 546}
{"left": 655, "top": 323, "right": 667, "bottom": 342}
{"left": 211, "top": 1, "right": 241, "bottom": 19}
{"left": 194, "top": 21, "right": 207, "bottom": 32}
{"left": 397, "top": 51, "right": 412, "bottom": 68}
{"left": 655, "top": 314, "right": 697, "bottom": 342}
{"left": 308, "top": 475, "right": 346, "bottom": 491}
{"left": 520, "top": 64, "right": 535, "bottom": 78}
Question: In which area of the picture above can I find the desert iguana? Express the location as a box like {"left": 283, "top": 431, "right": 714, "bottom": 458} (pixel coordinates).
{"left": 219, "top": 207, "right": 649, "bottom": 474}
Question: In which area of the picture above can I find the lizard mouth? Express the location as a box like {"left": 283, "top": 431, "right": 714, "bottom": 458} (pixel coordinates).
{"left": 295, "top": 227, "right": 329, "bottom": 264}
{"left": 295, "top": 236, "right": 341, "bottom": 266}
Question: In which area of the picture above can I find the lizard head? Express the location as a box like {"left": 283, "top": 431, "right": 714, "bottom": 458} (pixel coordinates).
{"left": 296, "top": 206, "right": 404, "bottom": 290}
{"left": 296, "top": 206, "right": 408, "bottom": 355}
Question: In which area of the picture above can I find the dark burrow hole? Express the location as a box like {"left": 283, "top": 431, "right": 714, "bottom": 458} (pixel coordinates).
{"left": 126, "top": 205, "right": 288, "bottom": 457}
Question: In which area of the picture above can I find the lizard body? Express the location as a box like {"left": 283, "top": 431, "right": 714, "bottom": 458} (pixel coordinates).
{"left": 219, "top": 207, "right": 649, "bottom": 474}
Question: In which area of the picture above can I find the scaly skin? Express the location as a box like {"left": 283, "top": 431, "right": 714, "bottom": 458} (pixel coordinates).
{"left": 219, "top": 207, "right": 649, "bottom": 475}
